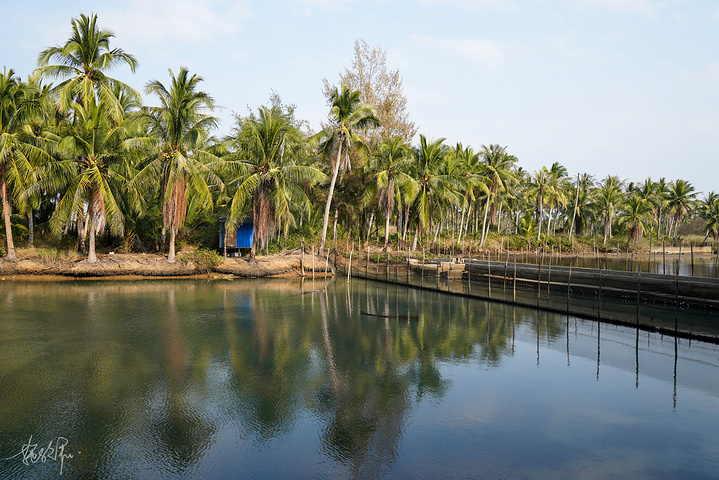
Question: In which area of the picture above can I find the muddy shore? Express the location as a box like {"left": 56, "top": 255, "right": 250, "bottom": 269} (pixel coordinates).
{"left": 0, "top": 251, "right": 332, "bottom": 280}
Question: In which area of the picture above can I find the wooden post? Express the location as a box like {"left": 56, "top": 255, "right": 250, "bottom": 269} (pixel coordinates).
{"left": 690, "top": 242, "right": 695, "bottom": 277}
{"left": 663, "top": 239, "right": 666, "bottom": 275}
{"left": 678, "top": 241, "right": 683, "bottom": 276}
{"left": 567, "top": 265, "right": 572, "bottom": 314}
{"left": 513, "top": 252, "right": 517, "bottom": 302}
{"left": 637, "top": 269, "right": 641, "bottom": 323}
{"left": 598, "top": 267, "right": 602, "bottom": 320}
{"left": 422, "top": 247, "right": 425, "bottom": 287}
{"left": 312, "top": 245, "right": 315, "bottom": 280}
{"left": 487, "top": 255, "right": 491, "bottom": 299}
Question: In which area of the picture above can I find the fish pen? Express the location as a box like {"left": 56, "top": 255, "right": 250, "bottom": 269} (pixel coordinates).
{"left": 332, "top": 249, "right": 719, "bottom": 344}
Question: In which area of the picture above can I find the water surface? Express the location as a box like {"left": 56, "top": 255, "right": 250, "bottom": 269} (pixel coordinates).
{"left": 1, "top": 278, "right": 717, "bottom": 479}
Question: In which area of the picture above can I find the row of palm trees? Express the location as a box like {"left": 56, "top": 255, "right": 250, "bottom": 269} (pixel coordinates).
{"left": 1, "top": 13, "right": 717, "bottom": 266}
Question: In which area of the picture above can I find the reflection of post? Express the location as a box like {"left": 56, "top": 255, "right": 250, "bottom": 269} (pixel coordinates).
{"left": 673, "top": 336, "right": 678, "bottom": 410}
{"left": 598, "top": 268, "right": 603, "bottom": 320}
{"left": 635, "top": 327, "right": 640, "bottom": 389}
{"left": 596, "top": 321, "right": 601, "bottom": 380}
{"left": 566, "top": 315, "right": 570, "bottom": 367}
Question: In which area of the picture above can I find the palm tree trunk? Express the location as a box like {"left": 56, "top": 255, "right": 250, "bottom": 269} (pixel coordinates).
{"left": 168, "top": 227, "right": 177, "bottom": 263}
{"left": 27, "top": 211, "right": 34, "bottom": 247}
{"left": 383, "top": 210, "right": 391, "bottom": 251}
{"left": 480, "top": 197, "right": 490, "bottom": 247}
{"left": 87, "top": 211, "right": 97, "bottom": 264}
{"left": 1, "top": 180, "right": 16, "bottom": 260}
{"left": 320, "top": 142, "right": 343, "bottom": 252}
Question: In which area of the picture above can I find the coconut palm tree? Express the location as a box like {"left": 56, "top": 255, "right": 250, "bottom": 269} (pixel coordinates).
{"left": 315, "top": 84, "right": 379, "bottom": 252}
{"left": 594, "top": 175, "right": 623, "bottom": 244}
{"left": 0, "top": 69, "right": 52, "bottom": 260}
{"left": 408, "top": 135, "right": 461, "bottom": 249}
{"left": 479, "top": 144, "right": 517, "bottom": 228}
{"left": 45, "top": 97, "right": 140, "bottom": 263}
{"left": 699, "top": 192, "right": 719, "bottom": 244}
{"left": 363, "top": 136, "right": 415, "bottom": 251}
{"left": 529, "top": 167, "right": 551, "bottom": 240}
{"left": 36, "top": 13, "right": 138, "bottom": 119}
{"left": 137, "top": 67, "right": 221, "bottom": 263}
{"left": 226, "top": 105, "right": 325, "bottom": 260}
{"left": 618, "top": 195, "right": 654, "bottom": 244}
{"left": 666, "top": 179, "right": 697, "bottom": 238}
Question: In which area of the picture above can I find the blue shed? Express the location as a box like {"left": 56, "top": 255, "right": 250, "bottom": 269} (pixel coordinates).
{"left": 220, "top": 217, "right": 254, "bottom": 249}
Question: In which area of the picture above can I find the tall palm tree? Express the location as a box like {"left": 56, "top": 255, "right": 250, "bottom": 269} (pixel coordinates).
{"left": 364, "top": 136, "right": 415, "bottom": 251}
{"left": 666, "top": 179, "right": 697, "bottom": 238}
{"left": 0, "top": 69, "right": 51, "bottom": 260}
{"left": 36, "top": 13, "right": 138, "bottom": 119}
{"left": 408, "top": 135, "right": 461, "bottom": 249}
{"left": 45, "top": 98, "right": 139, "bottom": 263}
{"left": 479, "top": 144, "right": 517, "bottom": 227}
{"left": 315, "top": 84, "right": 379, "bottom": 251}
{"left": 594, "top": 175, "right": 623, "bottom": 244}
{"left": 529, "top": 167, "right": 550, "bottom": 240}
{"left": 618, "top": 195, "right": 654, "bottom": 244}
{"left": 227, "top": 105, "right": 325, "bottom": 260}
{"left": 138, "top": 67, "right": 221, "bottom": 263}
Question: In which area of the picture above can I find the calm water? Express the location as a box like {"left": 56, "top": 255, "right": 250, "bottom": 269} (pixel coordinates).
{"left": 1, "top": 278, "right": 718, "bottom": 479}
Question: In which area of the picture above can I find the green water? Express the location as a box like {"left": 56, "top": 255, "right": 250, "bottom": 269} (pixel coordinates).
{"left": 1, "top": 278, "right": 718, "bottom": 479}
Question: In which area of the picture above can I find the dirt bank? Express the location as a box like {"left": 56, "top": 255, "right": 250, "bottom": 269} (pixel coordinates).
{"left": 0, "top": 251, "right": 332, "bottom": 279}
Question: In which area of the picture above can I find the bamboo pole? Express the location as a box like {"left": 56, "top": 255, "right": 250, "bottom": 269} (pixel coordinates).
{"left": 691, "top": 242, "right": 695, "bottom": 277}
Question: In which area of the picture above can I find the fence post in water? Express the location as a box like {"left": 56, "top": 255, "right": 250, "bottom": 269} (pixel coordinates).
{"left": 504, "top": 252, "right": 509, "bottom": 291}
{"left": 548, "top": 249, "right": 552, "bottom": 295}
{"left": 422, "top": 247, "right": 425, "bottom": 287}
{"left": 487, "top": 255, "right": 491, "bottom": 299}
{"left": 312, "top": 245, "right": 315, "bottom": 280}
{"left": 567, "top": 265, "right": 572, "bottom": 314}
{"left": 675, "top": 267, "right": 680, "bottom": 330}
{"left": 663, "top": 239, "right": 666, "bottom": 275}
{"left": 598, "top": 268, "right": 602, "bottom": 320}
{"left": 691, "top": 242, "right": 695, "bottom": 277}
{"left": 637, "top": 270, "right": 641, "bottom": 323}
{"left": 513, "top": 252, "right": 517, "bottom": 302}
{"left": 537, "top": 261, "right": 542, "bottom": 307}
{"left": 677, "top": 241, "right": 683, "bottom": 276}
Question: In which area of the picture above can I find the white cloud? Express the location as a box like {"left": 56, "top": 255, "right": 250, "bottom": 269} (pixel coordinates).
{"left": 101, "top": 0, "right": 252, "bottom": 47}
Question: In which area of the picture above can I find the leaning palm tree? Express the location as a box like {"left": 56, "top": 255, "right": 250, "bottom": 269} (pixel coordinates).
{"left": 314, "top": 84, "right": 379, "bottom": 252}
{"left": 226, "top": 105, "right": 325, "bottom": 260}
{"left": 36, "top": 13, "right": 138, "bottom": 119}
{"left": 0, "top": 69, "right": 51, "bottom": 260}
{"left": 138, "top": 67, "right": 222, "bottom": 263}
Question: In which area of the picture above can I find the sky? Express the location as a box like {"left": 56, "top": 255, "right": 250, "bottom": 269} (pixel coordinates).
{"left": 3, "top": 0, "right": 718, "bottom": 195}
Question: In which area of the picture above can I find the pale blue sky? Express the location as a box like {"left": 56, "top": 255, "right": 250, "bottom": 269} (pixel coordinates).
{"left": 3, "top": 0, "right": 718, "bottom": 194}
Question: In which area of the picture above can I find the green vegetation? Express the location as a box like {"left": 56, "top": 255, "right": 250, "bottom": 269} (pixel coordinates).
{"left": 0, "top": 13, "right": 715, "bottom": 265}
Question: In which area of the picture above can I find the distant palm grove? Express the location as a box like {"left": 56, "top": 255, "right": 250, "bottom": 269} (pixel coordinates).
{"left": 1, "top": 14, "right": 717, "bottom": 264}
